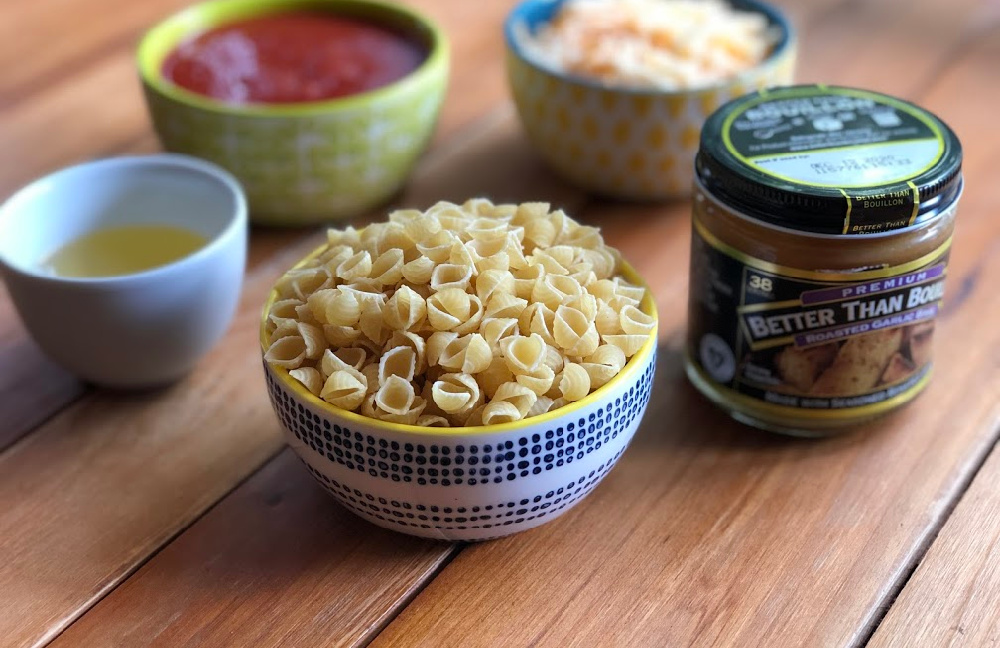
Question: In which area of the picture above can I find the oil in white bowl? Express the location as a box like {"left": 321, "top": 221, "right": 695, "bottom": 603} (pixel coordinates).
{"left": 44, "top": 224, "right": 207, "bottom": 278}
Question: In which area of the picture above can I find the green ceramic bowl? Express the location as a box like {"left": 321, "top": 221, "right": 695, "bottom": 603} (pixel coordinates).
{"left": 138, "top": 0, "right": 449, "bottom": 225}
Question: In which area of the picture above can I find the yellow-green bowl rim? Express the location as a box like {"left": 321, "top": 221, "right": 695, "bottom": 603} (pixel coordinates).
{"left": 137, "top": 0, "right": 449, "bottom": 117}
{"left": 260, "top": 240, "right": 659, "bottom": 437}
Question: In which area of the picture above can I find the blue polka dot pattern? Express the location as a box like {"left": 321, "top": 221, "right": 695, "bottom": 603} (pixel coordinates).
{"left": 263, "top": 346, "right": 657, "bottom": 540}
{"left": 264, "top": 354, "right": 655, "bottom": 485}
{"left": 301, "top": 447, "right": 625, "bottom": 536}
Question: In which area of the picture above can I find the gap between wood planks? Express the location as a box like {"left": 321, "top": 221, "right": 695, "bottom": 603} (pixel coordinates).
{"left": 858, "top": 432, "right": 1000, "bottom": 648}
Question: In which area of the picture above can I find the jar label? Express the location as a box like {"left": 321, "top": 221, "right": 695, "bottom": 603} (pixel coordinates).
{"left": 687, "top": 215, "right": 950, "bottom": 421}
{"left": 722, "top": 87, "right": 947, "bottom": 234}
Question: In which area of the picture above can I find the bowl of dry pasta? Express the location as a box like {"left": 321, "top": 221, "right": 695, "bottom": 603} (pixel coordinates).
{"left": 260, "top": 199, "right": 657, "bottom": 541}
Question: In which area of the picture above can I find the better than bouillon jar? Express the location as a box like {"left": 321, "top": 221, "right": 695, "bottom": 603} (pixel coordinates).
{"left": 686, "top": 85, "right": 963, "bottom": 436}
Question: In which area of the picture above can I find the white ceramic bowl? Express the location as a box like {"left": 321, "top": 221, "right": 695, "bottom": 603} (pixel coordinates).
{"left": 261, "top": 255, "right": 658, "bottom": 541}
{"left": 0, "top": 154, "right": 247, "bottom": 388}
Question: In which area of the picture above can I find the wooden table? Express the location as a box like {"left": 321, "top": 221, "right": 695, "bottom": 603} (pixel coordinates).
{"left": 2, "top": 0, "right": 999, "bottom": 645}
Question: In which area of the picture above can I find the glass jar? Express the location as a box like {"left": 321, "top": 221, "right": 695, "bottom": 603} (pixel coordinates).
{"left": 686, "top": 85, "right": 963, "bottom": 436}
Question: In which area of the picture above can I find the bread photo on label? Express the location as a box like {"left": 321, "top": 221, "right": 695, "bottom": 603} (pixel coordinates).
{"left": 810, "top": 328, "right": 903, "bottom": 397}
{"left": 774, "top": 343, "right": 838, "bottom": 392}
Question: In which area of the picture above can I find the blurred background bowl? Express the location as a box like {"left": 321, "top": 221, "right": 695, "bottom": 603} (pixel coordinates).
{"left": 138, "top": 0, "right": 449, "bottom": 226}
{"left": 504, "top": 0, "right": 795, "bottom": 200}
{"left": 261, "top": 248, "right": 658, "bottom": 541}
{"left": 0, "top": 154, "right": 246, "bottom": 388}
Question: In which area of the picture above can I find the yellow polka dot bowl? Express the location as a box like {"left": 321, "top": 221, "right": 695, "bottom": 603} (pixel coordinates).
{"left": 504, "top": 0, "right": 796, "bottom": 200}
{"left": 138, "top": 0, "right": 448, "bottom": 225}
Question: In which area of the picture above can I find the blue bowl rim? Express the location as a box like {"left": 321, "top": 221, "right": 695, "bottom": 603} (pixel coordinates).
{"left": 503, "top": 0, "right": 796, "bottom": 96}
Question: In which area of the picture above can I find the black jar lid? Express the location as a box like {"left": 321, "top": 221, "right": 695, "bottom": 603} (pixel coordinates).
{"left": 696, "top": 85, "right": 963, "bottom": 235}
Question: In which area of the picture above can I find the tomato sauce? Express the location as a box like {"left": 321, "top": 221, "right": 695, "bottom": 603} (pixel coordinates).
{"left": 162, "top": 12, "right": 425, "bottom": 104}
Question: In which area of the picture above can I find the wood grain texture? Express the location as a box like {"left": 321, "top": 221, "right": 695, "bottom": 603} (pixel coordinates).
{"left": 3, "top": 0, "right": 1000, "bottom": 647}
{"left": 0, "top": 0, "right": 522, "bottom": 456}
{"left": 50, "top": 450, "right": 457, "bottom": 648}
{"left": 368, "top": 1, "right": 1000, "bottom": 645}
{"left": 868, "top": 442, "right": 1000, "bottom": 648}
{"left": 0, "top": 7, "right": 527, "bottom": 636}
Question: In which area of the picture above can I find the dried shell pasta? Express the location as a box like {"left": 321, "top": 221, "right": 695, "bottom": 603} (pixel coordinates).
{"left": 264, "top": 199, "right": 653, "bottom": 425}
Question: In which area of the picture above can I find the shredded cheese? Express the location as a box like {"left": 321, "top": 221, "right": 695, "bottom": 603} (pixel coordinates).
{"left": 515, "top": 0, "right": 780, "bottom": 90}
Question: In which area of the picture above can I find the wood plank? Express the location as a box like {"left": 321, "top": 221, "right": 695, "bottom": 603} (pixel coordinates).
{"left": 30, "top": 110, "right": 585, "bottom": 648}
{"left": 49, "top": 450, "right": 458, "bottom": 648}
{"left": 0, "top": 0, "right": 522, "bottom": 453}
{"left": 0, "top": 102, "right": 552, "bottom": 648}
{"left": 367, "top": 2, "right": 1000, "bottom": 645}
{"left": 867, "top": 438, "right": 1000, "bottom": 648}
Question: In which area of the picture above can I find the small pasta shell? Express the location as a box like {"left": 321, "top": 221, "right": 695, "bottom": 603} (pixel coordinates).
{"left": 402, "top": 255, "right": 436, "bottom": 285}
{"left": 460, "top": 403, "right": 488, "bottom": 427}
{"left": 481, "top": 317, "right": 519, "bottom": 354}
{"left": 383, "top": 285, "right": 427, "bottom": 331}
{"left": 554, "top": 305, "right": 600, "bottom": 357}
{"left": 532, "top": 274, "right": 583, "bottom": 309}
{"left": 327, "top": 226, "right": 361, "bottom": 248}
{"left": 426, "top": 331, "right": 459, "bottom": 367}
{"left": 323, "top": 324, "right": 362, "bottom": 347}
{"left": 430, "top": 263, "right": 474, "bottom": 292}
{"left": 415, "top": 414, "right": 450, "bottom": 428}
{"left": 620, "top": 305, "right": 656, "bottom": 335}
{"left": 579, "top": 362, "right": 618, "bottom": 390}
{"left": 505, "top": 232, "right": 529, "bottom": 270}
{"left": 335, "top": 251, "right": 372, "bottom": 281}
{"left": 416, "top": 230, "right": 458, "bottom": 263}
{"left": 484, "top": 292, "right": 528, "bottom": 320}
{"left": 525, "top": 395, "right": 554, "bottom": 418}
{"left": 566, "top": 293, "right": 598, "bottom": 321}
{"left": 585, "top": 344, "right": 627, "bottom": 370}
{"left": 477, "top": 357, "right": 514, "bottom": 399}
{"left": 543, "top": 344, "right": 565, "bottom": 374}
{"left": 393, "top": 210, "right": 441, "bottom": 243}
{"left": 476, "top": 269, "right": 516, "bottom": 304}
{"left": 602, "top": 334, "right": 649, "bottom": 357}
{"left": 500, "top": 333, "right": 546, "bottom": 375}
{"left": 379, "top": 346, "right": 417, "bottom": 385}
{"left": 320, "top": 370, "right": 368, "bottom": 410}
{"left": 426, "top": 288, "right": 472, "bottom": 331}
{"left": 270, "top": 319, "right": 300, "bottom": 341}
{"left": 431, "top": 373, "right": 481, "bottom": 414}
{"left": 438, "top": 333, "right": 492, "bottom": 374}
{"left": 595, "top": 300, "right": 622, "bottom": 336}
{"left": 318, "top": 244, "right": 355, "bottom": 272}
{"left": 385, "top": 330, "right": 428, "bottom": 374}
{"left": 358, "top": 299, "right": 388, "bottom": 345}
{"left": 481, "top": 401, "right": 522, "bottom": 425}
{"left": 587, "top": 279, "right": 618, "bottom": 301}
{"left": 561, "top": 225, "right": 603, "bottom": 250}
{"left": 370, "top": 249, "right": 405, "bottom": 286}
{"left": 298, "top": 323, "right": 326, "bottom": 359}
{"left": 559, "top": 363, "right": 591, "bottom": 402}
{"left": 289, "top": 367, "right": 323, "bottom": 395}
{"left": 513, "top": 263, "right": 544, "bottom": 300}
{"left": 269, "top": 298, "right": 303, "bottom": 328}
{"left": 361, "top": 363, "right": 381, "bottom": 395}
{"left": 613, "top": 279, "right": 646, "bottom": 305}
{"left": 512, "top": 201, "right": 551, "bottom": 226}
{"left": 308, "top": 288, "right": 361, "bottom": 327}
{"left": 523, "top": 217, "right": 557, "bottom": 250}
{"left": 374, "top": 375, "right": 416, "bottom": 415}
{"left": 265, "top": 335, "right": 307, "bottom": 369}
{"left": 515, "top": 365, "right": 555, "bottom": 396}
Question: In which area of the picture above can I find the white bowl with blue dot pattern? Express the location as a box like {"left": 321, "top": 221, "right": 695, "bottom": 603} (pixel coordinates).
{"left": 261, "top": 265, "right": 658, "bottom": 541}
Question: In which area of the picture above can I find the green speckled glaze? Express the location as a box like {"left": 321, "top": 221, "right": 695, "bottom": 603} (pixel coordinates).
{"left": 138, "top": 0, "right": 449, "bottom": 225}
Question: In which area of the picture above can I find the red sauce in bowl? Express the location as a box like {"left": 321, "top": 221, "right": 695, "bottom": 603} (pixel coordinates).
{"left": 161, "top": 12, "right": 426, "bottom": 104}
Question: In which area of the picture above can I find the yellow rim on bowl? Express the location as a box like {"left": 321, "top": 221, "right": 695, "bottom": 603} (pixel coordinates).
{"left": 260, "top": 241, "right": 659, "bottom": 437}
{"left": 137, "top": 0, "right": 449, "bottom": 117}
